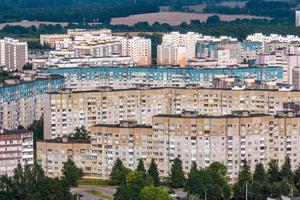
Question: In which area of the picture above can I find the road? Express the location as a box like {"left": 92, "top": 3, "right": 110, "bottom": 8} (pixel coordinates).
{"left": 71, "top": 185, "right": 116, "bottom": 200}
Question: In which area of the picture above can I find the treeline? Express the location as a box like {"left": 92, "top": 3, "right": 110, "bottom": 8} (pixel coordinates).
{"left": 203, "top": 0, "right": 295, "bottom": 23}
{"left": 110, "top": 157, "right": 300, "bottom": 200}
{"left": 110, "top": 18, "right": 300, "bottom": 40}
{"left": 0, "top": 0, "right": 163, "bottom": 23}
{"left": 0, "top": 159, "right": 83, "bottom": 200}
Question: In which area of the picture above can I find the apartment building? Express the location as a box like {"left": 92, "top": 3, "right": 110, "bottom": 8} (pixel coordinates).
{"left": 0, "top": 74, "right": 65, "bottom": 130}
{"left": 157, "top": 44, "right": 187, "bottom": 67}
{"left": 36, "top": 137, "right": 92, "bottom": 178}
{"left": 44, "top": 86, "right": 300, "bottom": 139}
{"left": 256, "top": 49, "right": 300, "bottom": 84}
{"left": 39, "top": 66, "right": 283, "bottom": 91}
{"left": 38, "top": 111, "right": 300, "bottom": 182}
{"left": 0, "top": 38, "right": 28, "bottom": 71}
{"left": 121, "top": 37, "right": 151, "bottom": 66}
{"left": 33, "top": 56, "right": 134, "bottom": 68}
{"left": 0, "top": 129, "right": 33, "bottom": 176}
{"left": 43, "top": 30, "right": 150, "bottom": 66}
{"left": 40, "top": 28, "right": 112, "bottom": 48}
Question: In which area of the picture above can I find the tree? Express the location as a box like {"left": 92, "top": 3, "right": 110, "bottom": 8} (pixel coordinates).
{"left": 206, "top": 15, "right": 221, "bottom": 24}
{"left": 234, "top": 160, "right": 251, "bottom": 200}
{"left": 280, "top": 157, "right": 293, "bottom": 183}
{"left": 69, "top": 126, "right": 90, "bottom": 140}
{"left": 62, "top": 159, "right": 83, "bottom": 187}
{"left": 28, "top": 116, "right": 44, "bottom": 149}
{"left": 223, "top": 184, "right": 232, "bottom": 200}
{"left": 280, "top": 178, "right": 292, "bottom": 196}
{"left": 268, "top": 160, "right": 280, "bottom": 183}
{"left": 110, "top": 158, "right": 130, "bottom": 186}
{"left": 294, "top": 165, "right": 300, "bottom": 191}
{"left": 189, "top": 161, "right": 198, "bottom": 178}
{"left": 23, "top": 63, "right": 33, "bottom": 70}
{"left": 0, "top": 163, "right": 71, "bottom": 200}
{"left": 139, "top": 186, "right": 172, "bottom": 200}
{"left": 185, "top": 162, "right": 229, "bottom": 200}
{"left": 147, "top": 158, "right": 160, "bottom": 186}
{"left": 137, "top": 159, "right": 146, "bottom": 178}
{"left": 170, "top": 158, "right": 185, "bottom": 188}
{"left": 253, "top": 163, "right": 267, "bottom": 183}
{"left": 271, "top": 182, "right": 281, "bottom": 198}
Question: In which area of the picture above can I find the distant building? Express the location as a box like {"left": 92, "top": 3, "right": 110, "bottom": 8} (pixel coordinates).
{"left": 157, "top": 44, "right": 187, "bottom": 67}
{"left": 0, "top": 129, "right": 33, "bottom": 176}
{"left": 39, "top": 66, "right": 283, "bottom": 91}
{"left": 296, "top": 10, "right": 300, "bottom": 27}
{"left": 0, "top": 38, "right": 28, "bottom": 71}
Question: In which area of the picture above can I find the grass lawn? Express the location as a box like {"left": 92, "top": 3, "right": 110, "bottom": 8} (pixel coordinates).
{"left": 77, "top": 179, "right": 111, "bottom": 186}
{"left": 85, "top": 189, "right": 113, "bottom": 200}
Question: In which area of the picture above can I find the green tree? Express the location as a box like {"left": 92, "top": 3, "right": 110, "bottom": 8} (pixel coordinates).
{"left": 147, "top": 158, "right": 160, "bottom": 186}
{"left": 137, "top": 159, "right": 146, "bottom": 178}
{"left": 253, "top": 163, "right": 267, "bottom": 183}
{"left": 280, "top": 157, "right": 293, "bottom": 183}
{"left": 23, "top": 63, "right": 33, "bottom": 70}
{"left": 0, "top": 163, "right": 71, "bottom": 200}
{"left": 115, "top": 170, "right": 152, "bottom": 200}
{"left": 69, "top": 126, "right": 90, "bottom": 140}
{"left": 268, "top": 160, "right": 280, "bottom": 183}
{"left": 170, "top": 158, "right": 185, "bottom": 188}
{"left": 294, "top": 165, "right": 300, "bottom": 191}
{"left": 110, "top": 158, "right": 130, "bottom": 186}
{"left": 251, "top": 181, "right": 261, "bottom": 200}
{"left": 139, "top": 185, "right": 172, "bottom": 200}
{"left": 271, "top": 182, "right": 282, "bottom": 198}
{"left": 62, "top": 159, "right": 83, "bottom": 187}
{"left": 206, "top": 15, "right": 221, "bottom": 24}
{"left": 280, "top": 178, "right": 292, "bottom": 196}
{"left": 234, "top": 160, "right": 251, "bottom": 200}
{"left": 28, "top": 116, "right": 44, "bottom": 149}
{"left": 189, "top": 161, "right": 198, "bottom": 178}
{"left": 223, "top": 184, "right": 232, "bottom": 200}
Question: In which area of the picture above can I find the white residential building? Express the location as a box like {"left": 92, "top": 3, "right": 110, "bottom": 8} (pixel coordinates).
{"left": 121, "top": 37, "right": 151, "bottom": 66}
{"left": 157, "top": 44, "right": 187, "bottom": 67}
{"left": 0, "top": 38, "right": 28, "bottom": 71}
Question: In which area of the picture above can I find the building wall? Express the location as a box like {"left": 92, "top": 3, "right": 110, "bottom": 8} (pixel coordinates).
{"left": 38, "top": 113, "right": 300, "bottom": 182}
{"left": 44, "top": 87, "right": 300, "bottom": 139}
{"left": 0, "top": 130, "right": 33, "bottom": 176}
{"left": 0, "top": 75, "right": 65, "bottom": 130}
{"left": 36, "top": 140, "right": 93, "bottom": 178}
{"left": 0, "top": 38, "right": 28, "bottom": 71}
{"left": 39, "top": 66, "right": 283, "bottom": 91}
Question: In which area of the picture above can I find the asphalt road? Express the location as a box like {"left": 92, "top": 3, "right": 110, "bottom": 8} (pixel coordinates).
{"left": 71, "top": 185, "right": 116, "bottom": 200}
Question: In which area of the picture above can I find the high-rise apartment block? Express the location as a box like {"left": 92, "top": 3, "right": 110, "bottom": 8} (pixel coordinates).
{"left": 121, "top": 37, "right": 151, "bottom": 66}
{"left": 0, "top": 38, "right": 28, "bottom": 71}
{"left": 44, "top": 86, "right": 300, "bottom": 139}
{"left": 0, "top": 74, "right": 64, "bottom": 130}
{"left": 39, "top": 66, "right": 283, "bottom": 91}
{"left": 157, "top": 44, "right": 187, "bottom": 67}
{"left": 42, "top": 29, "right": 151, "bottom": 66}
{"left": 0, "top": 129, "right": 33, "bottom": 176}
{"left": 37, "top": 111, "right": 300, "bottom": 182}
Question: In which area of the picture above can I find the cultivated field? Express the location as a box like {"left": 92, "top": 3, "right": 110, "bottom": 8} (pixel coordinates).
{"left": 111, "top": 12, "right": 269, "bottom": 26}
